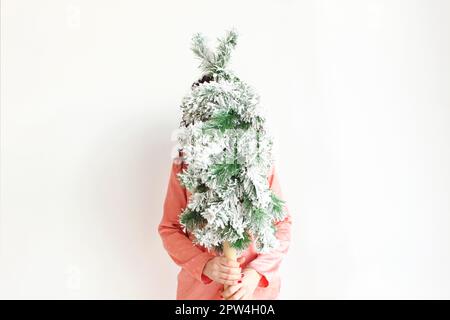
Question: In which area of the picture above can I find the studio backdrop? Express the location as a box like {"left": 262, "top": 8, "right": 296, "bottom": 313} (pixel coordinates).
{"left": 1, "top": 0, "right": 450, "bottom": 299}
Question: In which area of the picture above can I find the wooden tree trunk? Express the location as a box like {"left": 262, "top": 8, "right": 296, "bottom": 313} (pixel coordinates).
{"left": 223, "top": 241, "right": 237, "bottom": 291}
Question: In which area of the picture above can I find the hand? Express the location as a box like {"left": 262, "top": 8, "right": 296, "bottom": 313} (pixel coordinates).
{"left": 221, "top": 268, "right": 262, "bottom": 300}
{"left": 203, "top": 256, "right": 246, "bottom": 286}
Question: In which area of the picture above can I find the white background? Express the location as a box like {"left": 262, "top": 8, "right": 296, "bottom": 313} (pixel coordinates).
{"left": 1, "top": 0, "right": 450, "bottom": 299}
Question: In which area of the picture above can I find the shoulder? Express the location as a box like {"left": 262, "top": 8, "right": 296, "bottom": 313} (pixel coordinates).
{"left": 171, "top": 153, "right": 187, "bottom": 173}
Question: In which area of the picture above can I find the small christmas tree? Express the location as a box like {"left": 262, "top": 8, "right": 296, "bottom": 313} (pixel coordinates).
{"left": 177, "top": 29, "right": 287, "bottom": 261}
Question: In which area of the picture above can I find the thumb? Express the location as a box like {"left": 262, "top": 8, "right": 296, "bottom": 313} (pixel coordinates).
{"left": 237, "top": 256, "right": 246, "bottom": 265}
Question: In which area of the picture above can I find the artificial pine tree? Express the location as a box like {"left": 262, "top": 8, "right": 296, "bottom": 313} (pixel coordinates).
{"left": 177, "top": 29, "right": 287, "bottom": 264}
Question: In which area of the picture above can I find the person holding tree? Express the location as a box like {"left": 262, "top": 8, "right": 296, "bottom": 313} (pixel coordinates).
{"left": 158, "top": 30, "right": 292, "bottom": 300}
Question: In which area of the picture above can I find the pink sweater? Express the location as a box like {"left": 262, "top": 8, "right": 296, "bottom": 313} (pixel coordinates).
{"left": 158, "top": 159, "right": 292, "bottom": 299}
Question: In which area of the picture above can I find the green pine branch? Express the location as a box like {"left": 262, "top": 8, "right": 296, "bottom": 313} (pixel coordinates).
{"left": 204, "top": 110, "right": 251, "bottom": 133}
{"left": 214, "top": 29, "right": 238, "bottom": 71}
{"left": 231, "top": 232, "right": 251, "bottom": 251}
{"left": 211, "top": 162, "right": 241, "bottom": 185}
{"left": 180, "top": 209, "right": 207, "bottom": 231}
{"left": 270, "top": 192, "right": 285, "bottom": 214}
{"left": 191, "top": 33, "right": 215, "bottom": 75}
{"left": 191, "top": 30, "right": 238, "bottom": 77}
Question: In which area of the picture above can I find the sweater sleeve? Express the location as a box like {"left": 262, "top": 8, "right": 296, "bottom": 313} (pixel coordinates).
{"left": 246, "top": 166, "right": 292, "bottom": 287}
{"left": 158, "top": 160, "right": 215, "bottom": 284}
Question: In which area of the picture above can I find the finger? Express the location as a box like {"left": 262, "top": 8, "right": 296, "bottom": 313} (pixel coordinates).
{"left": 222, "top": 284, "right": 242, "bottom": 299}
{"left": 217, "top": 272, "right": 241, "bottom": 282}
{"left": 214, "top": 273, "right": 240, "bottom": 285}
{"left": 212, "top": 262, "right": 239, "bottom": 274}
{"left": 220, "top": 258, "right": 241, "bottom": 268}
{"left": 217, "top": 265, "right": 241, "bottom": 275}
{"left": 220, "top": 278, "right": 241, "bottom": 286}
{"left": 237, "top": 256, "right": 246, "bottom": 265}
{"left": 210, "top": 272, "right": 236, "bottom": 285}
{"left": 217, "top": 275, "right": 240, "bottom": 285}
{"left": 228, "top": 287, "right": 247, "bottom": 300}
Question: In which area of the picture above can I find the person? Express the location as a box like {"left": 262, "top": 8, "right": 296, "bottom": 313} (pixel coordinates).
{"left": 158, "top": 158, "right": 291, "bottom": 300}
{"left": 158, "top": 75, "right": 292, "bottom": 300}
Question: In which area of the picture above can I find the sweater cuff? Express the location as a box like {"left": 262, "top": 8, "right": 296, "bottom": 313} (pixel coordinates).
{"left": 184, "top": 251, "right": 215, "bottom": 283}
{"left": 246, "top": 264, "right": 270, "bottom": 288}
{"left": 257, "top": 273, "right": 269, "bottom": 288}
{"left": 201, "top": 274, "right": 213, "bottom": 284}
